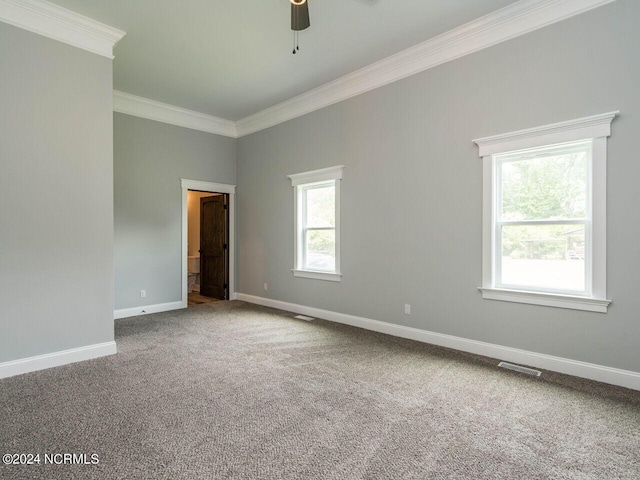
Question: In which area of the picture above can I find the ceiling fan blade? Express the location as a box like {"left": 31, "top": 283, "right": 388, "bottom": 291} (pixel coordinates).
{"left": 291, "top": 2, "right": 310, "bottom": 31}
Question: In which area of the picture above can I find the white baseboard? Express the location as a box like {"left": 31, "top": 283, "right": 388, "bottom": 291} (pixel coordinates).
{"left": 114, "top": 300, "right": 185, "bottom": 320}
{"left": 0, "top": 341, "right": 117, "bottom": 379}
{"left": 236, "top": 293, "right": 640, "bottom": 391}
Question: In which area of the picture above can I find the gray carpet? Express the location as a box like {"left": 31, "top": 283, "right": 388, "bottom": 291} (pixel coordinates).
{"left": 1, "top": 301, "right": 639, "bottom": 479}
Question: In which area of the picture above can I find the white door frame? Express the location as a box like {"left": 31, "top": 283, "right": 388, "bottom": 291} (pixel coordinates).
{"left": 180, "top": 178, "right": 236, "bottom": 307}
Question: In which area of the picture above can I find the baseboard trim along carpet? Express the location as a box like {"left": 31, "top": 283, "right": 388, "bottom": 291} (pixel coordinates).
{"left": 114, "top": 300, "right": 185, "bottom": 320}
{"left": 0, "top": 341, "right": 117, "bottom": 379}
{"left": 236, "top": 293, "right": 640, "bottom": 391}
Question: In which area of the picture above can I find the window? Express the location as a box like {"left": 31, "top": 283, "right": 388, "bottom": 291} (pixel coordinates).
{"left": 496, "top": 141, "right": 590, "bottom": 294}
{"left": 288, "top": 165, "right": 344, "bottom": 281}
{"left": 474, "top": 112, "right": 617, "bottom": 312}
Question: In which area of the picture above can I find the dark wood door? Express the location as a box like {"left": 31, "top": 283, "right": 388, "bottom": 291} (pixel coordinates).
{"left": 200, "top": 194, "right": 228, "bottom": 299}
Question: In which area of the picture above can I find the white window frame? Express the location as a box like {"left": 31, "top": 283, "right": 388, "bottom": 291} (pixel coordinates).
{"left": 287, "top": 165, "right": 344, "bottom": 282}
{"left": 473, "top": 112, "right": 618, "bottom": 313}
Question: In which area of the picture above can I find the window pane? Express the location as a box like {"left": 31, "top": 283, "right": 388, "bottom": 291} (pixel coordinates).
{"left": 500, "top": 224, "right": 586, "bottom": 292}
{"left": 305, "top": 229, "right": 335, "bottom": 271}
{"left": 306, "top": 184, "right": 335, "bottom": 228}
{"left": 500, "top": 145, "right": 589, "bottom": 221}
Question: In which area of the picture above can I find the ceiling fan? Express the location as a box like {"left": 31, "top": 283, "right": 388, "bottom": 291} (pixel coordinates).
{"left": 289, "top": 0, "right": 378, "bottom": 54}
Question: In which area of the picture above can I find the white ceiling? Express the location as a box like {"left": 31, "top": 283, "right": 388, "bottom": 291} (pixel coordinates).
{"left": 49, "top": 0, "right": 519, "bottom": 121}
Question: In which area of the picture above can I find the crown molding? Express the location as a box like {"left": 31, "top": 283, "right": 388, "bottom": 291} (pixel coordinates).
{"left": 113, "top": 91, "right": 238, "bottom": 138}
{"left": 235, "top": 0, "right": 616, "bottom": 137}
{"left": 0, "top": 0, "right": 125, "bottom": 59}
{"left": 107, "top": 0, "right": 615, "bottom": 137}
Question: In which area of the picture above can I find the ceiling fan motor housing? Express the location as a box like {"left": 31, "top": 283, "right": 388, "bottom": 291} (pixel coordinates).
{"left": 291, "top": 2, "right": 310, "bottom": 31}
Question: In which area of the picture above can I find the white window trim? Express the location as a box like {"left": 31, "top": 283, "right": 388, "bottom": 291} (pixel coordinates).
{"left": 473, "top": 112, "right": 618, "bottom": 313}
{"left": 288, "top": 165, "right": 344, "bottom": 282}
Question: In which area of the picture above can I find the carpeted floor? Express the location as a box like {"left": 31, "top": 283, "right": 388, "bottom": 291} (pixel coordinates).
{"left": 1, "top": 301, "right": 639, "bottom": 479}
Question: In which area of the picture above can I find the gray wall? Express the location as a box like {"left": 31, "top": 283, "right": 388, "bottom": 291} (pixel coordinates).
{"left": 0, "top": 24, "right": 114, "bottom": 362}
{"left": 114, "top": 113, "right": 236, "bottom": 310}
{"left": 237, "top": 0, "right": 640, "bottom": 373}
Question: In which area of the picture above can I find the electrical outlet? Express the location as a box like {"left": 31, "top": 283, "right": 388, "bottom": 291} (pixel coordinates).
{"left": 404, "top": 304, "right": 411, "bottom": 315}
{"left": 140, "top": 290, "right": 146, "bottom": 298}
{"left": 264, "top": 283, "right": 268, "bottom": 291}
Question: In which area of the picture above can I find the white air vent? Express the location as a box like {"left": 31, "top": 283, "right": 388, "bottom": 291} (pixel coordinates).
{"left": 498, "top": 362, "right": 541, "bottom": 377}
{"left": 294, "top": 315, "right": 314, "bottom": 321}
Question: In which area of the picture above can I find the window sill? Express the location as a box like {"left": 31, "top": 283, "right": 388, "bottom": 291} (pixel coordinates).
{"left": 292, "top": 269, "right": 342, "bottom": 282}
{"left": 478, "top": 287, "right": 611, "bottom": 313}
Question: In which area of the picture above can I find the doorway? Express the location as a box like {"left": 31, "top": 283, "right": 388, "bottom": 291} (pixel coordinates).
{"left": 181, "top": 179, "right": 236, "bottom": 308}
